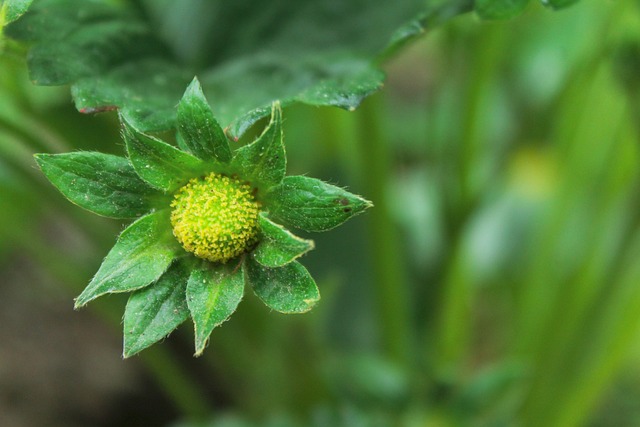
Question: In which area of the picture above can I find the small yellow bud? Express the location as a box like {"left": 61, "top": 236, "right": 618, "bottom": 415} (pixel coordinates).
{"left": 170, "top": 173, "right": 261, "bottom": 263}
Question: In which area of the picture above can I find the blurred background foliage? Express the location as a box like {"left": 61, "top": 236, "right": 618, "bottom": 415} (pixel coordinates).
{"left": 2, "top": 0, "right": 640, "bottom": 426}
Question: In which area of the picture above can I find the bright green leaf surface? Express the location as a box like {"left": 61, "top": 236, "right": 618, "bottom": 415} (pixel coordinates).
{"left": 177, "top": 77, "right": 232, "bottom": 163}
{"left": 123, "top": 261, "right": 190, "bottom": 358}
{"left": 34, "top": 152, "right": 162, "bottom": 219}
{"left": 230, "top": 103, "right": 285, "bottom": 191}
{"left": 75, "top": 211, "right": 182, "bottom": 308}
{"left": 5, "top": 0, "right": 473, "bottom": 136}
{"left": 254, "top": 213, "right": 314, "bottom": 268}
{"left": 122, "top": 117, "right": 205, "bottom": 192}
{"left": 475, "top": 0, "right": 530, "bottom": 19}
{"left": 266, "top": 176, "right": 373, "bottom": 232}
{"left": 246, "top": 257, "right": 320, "bottom": 314}
{"left": 187, "top": 260, "right": 244, "bottom": 356}
{"left": 1, "top": 0, "right": 33, "bottom": 24}
{"left": 542, "top": 0, "right": 579, "bottom": 10}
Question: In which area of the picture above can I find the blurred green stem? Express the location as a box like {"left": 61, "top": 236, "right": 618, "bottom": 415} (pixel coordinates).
{"left": 457, "top": 24, "right": 504, "bottom": 210}
{"left": 432, "top": 22, "right": 505, "bottom": 375}
{"left": 356, "top": 95, "right": 411, "bottom": 364}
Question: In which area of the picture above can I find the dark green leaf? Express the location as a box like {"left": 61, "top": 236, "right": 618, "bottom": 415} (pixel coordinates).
{"left": 1, "top": 0, "right": 33, "bottom": 24}
{"left": 34, "top": 152, "right": 162, "bottom": 219}
{"left": 230, "top": 102, "right": 285, "bottom": 191}
{"left": 475, "top": 0, "right": 530, "bottom": 19}
{"left": 254, "top": 213, "right": 314, "bottom": 268}
{"left": 177, "top": 77, "right": 232, "bottom": 163}
{"left": 123, "top": 261, "right": 190, "bottom": 358}
{"left": 6, "top": 0, "right": 472, "bottom": 136}
{"left": 75, "top": 211, "right": 182, "bottom": 308}
{"left": 187, "top": 260, "right": 244, "bottom": 356}
{"left": 246, "top": 257, "right": 320, "bottom": 314}
{"left": 122, "top": 116, "right": 205, "bottom": 192}
{"left": 541, "top": 0, "right": 579, "bottom": 10}
{"left": 266, "top": 176, "right": 373, "bottom": 232}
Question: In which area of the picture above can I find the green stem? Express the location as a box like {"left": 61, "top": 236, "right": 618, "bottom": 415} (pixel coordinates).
{"left": 355, "top": 94, "right": 411, "bottom": 364}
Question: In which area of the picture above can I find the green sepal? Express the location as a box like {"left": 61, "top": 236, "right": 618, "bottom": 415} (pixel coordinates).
{"left": 1, "top": 0, "right": 33, "bottom": 25}
{"left": 246, "top": 257, "right": 320, "bottom": 314}
{"left": 121, "top": 115, "right": 205, "bottom": 192}
{"left": 75, "top": 211, "right": 182, "bottom": 308}
{"left": 541, "top": 0, "right": 579, "bottom": 10}
{"left": 266, "top": 176, "right": 373, "bottom": 232}
{"left": 254, "top": 213, "right": 314, "bottom": 268}
{"left": 187, "top": 259, "right": 245, "bottom": 356}
{"left": 34, "top": 152, "right": 163, "bottom": 219}
{"left": 177, "top": 77, "right": 232, "bottom": 163}
{"left": 123, "top": 261, "right": 190, "bottom": 358}
{"left": 475, "top": 0, "right": 530, "bottom": 20}
{"left": 230, "top": 102, "right": 285, "bottom": 191}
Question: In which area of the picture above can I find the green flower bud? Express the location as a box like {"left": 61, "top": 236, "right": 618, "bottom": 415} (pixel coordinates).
{"left": 170, "top": 172, "right": 261, "bottom": 263}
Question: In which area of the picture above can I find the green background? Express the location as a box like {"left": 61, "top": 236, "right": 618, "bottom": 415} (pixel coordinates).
{"left": 2, "top": 0, "right": 640, "bottom": 426}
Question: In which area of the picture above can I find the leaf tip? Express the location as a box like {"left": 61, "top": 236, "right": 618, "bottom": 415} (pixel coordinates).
{"left": 183, "top": 76, "right": 206, "bottom": 102}
{"left": 73, "top": 298, "right": 86, "bottom": 310}
{"left": 33, "top": 153, "right": 48, "bottom": 168}
{"left": 193, "top": 342, "right": 207, "bottom": 357}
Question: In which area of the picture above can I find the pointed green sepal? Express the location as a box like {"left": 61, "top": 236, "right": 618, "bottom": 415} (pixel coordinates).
{"left": 254, "top": 213, "right": 314, "bottom": 267}
{"left": 74, "top": 211, "right": 182, "bottom": 308}
{"left": 177, "top": 77, "right": 232, "bottom": 163}
{"left": 123, "top": 261, "right": 190, "bottom": 358}
{"left": 187, "top": 260, "right": 245, "bottom": 356}
{"left": 34, "top": 152, "right": 162, "bottom": 219}
{"left": 246, "top": 257, "right": 320, "bottom": 314}
{"left": 475, "top": 0, "right": 530, "bottom": 20}
{"left": 1, "top": 0, "right": 33, "bottom": 25}
{"left": 266, "top": 176, "right": 373, "bottom": 232}
{"left": 121, "top": 115, "right": 205, "bottom": 192}
{"left": 230, "top": 102, "right": 285, "bottom": 191}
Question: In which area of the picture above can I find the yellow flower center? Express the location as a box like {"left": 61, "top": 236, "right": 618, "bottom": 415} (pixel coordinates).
{"left": 170, "top": 173, "right": 261, "bottom": 263}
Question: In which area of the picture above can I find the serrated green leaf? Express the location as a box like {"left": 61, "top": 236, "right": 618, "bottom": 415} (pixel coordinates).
{"left": 75, "top": 211, "right": 182, "bottom": 308}
{"left": 122, "top": 116, "right": 205, "bottom": 192}
{"left": 177, "top": 77, "right": 232, "bottom": 163}
{"left": 1, "top": 0, "right": 33, "bottom": 25}
{"left": 123, "top": 261, "right": 190, "bottom": 358}
{"left": 475, "top": 0, "right": 530, "bottom": 20}
{"left": 34, "top": 152, "right": 162, "bottom": 219}
{"left": 254, "top": 213, "right": 314, "bottom": 268}
{"left": 266, "top": 176, "right": 373, "bottom": 232}
{"left": 246, "top": 257, "right": 320, "bottom": 314}
{"left": 5, "top": 0, "right": 471, "bottom": 136}
{"left": 230, "top": 103, "right": 285, "bottom": 191}
{"left": 187, "top": 260, "right": 244, "bottom": 356}
{"left": 541, "top": 0, "right": 579, "bottom": 10}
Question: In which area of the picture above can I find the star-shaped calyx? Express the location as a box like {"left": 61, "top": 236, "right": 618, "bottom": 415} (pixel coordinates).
{"left": 34, "top": 77, "right": 372, "bottom": 357}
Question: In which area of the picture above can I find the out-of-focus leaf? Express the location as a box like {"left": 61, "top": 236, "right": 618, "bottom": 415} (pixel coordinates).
{"left": 541, "top": 0, "right": 580, "bottom": 10}
{"left": 475, "top": 0, "right": 530, "bottom": 20}
{"left": 5, "top": 0, "right": 473, "bottom": 137}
